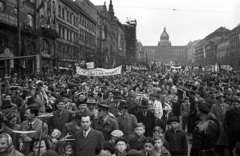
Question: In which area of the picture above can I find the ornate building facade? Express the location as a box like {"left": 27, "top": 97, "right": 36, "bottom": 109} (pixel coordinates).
{"left": 143, "top": 27, "right": 187, "bottom": 65}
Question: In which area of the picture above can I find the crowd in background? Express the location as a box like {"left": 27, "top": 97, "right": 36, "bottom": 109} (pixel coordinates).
{"left": 0, "top": 70, "right": 240, "bottom": 156}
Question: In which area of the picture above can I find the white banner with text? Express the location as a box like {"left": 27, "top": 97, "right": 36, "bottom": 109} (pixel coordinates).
{"left": 76, "top": 66, "right": 122, "bottom": 76}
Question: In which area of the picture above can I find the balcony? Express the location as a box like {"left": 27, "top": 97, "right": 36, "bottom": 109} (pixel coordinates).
{"left": 41, "top": 27, "right": 59, "bottom": 39}
{"left": 22, "top": 24, "right": 40, "bottom": 36}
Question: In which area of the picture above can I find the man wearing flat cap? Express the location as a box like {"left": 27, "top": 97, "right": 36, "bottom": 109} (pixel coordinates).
{"left": 190, "top": 103, "right": 220, "bottom": 156}
{"left": 165, "top": 116, "right": 188, "bottom": 156}
{"left": 92, "top": 103, "right": 119, "bottom": 140}
{"left": 117, "top": 100, "right": 138, "bottom": 141}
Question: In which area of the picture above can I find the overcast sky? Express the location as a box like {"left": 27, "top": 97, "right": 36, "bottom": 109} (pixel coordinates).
{"left": 90, "top": 0, "right": 240, "bottom": 46}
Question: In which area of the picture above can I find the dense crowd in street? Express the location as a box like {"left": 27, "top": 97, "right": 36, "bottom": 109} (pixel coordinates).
{"left": 0, "top": 70, "right": 240, "bottom": 156}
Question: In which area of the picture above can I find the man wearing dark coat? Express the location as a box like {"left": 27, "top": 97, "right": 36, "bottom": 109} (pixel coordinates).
{"left": 223, "top": 100, "right": 240, "bottom": 156}
{"left": 49, "top": 99, "right": 73, "bottom": 133}
{"left": 61, "top": 111, "right": 82, "bottom": 138}
{"left": 117, "top": 100, "right": 138, "bottom": 141}
{"left": 190, "top": 103, "right": 219, "bottom": 156}
{"left": 74, "top": 114, "right": 105, "bottom": 156}
{"left": 135, "top": 99, "right": 156, "bottom": 137}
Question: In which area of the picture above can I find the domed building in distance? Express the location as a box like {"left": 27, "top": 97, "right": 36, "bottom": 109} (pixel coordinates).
{"left": 143, "top": 27, "right": 187, "bottom": 65}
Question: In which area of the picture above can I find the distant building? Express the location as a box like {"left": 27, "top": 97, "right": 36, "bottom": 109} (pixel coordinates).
{"left": 186, "top": 40, "right": 201, "bottom": 64}
{"left": 227, "top": 24, "right": 240, "bottom": 69}
{"left": 195, "top": 27, "right": 230, "bottom": 66}
{"left": 217, "top": 37, "right": 230, "bottom": 65}
{"left": 143, "top": 27, "right": 187, "bottom": 65}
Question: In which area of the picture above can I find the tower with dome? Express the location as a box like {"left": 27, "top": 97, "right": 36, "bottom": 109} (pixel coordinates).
{"left": 143, "top": 27, "right": 187, "bottom": 64}
{"left": 158, "top": 27, "right": 171, "bottom": 46}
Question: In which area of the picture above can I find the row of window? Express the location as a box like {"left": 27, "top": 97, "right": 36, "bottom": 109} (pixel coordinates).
{"left": 58, "top": 5, "right": 96, "bottom": 32}
{"left": 58, "top": 25, "right": 95, "bottom": 47}
{"left": 230, "top": 28, "right": 240, "bottom": 36}
{"left": 228, "top": 43, "right": 240, "bottom": 51}
{"left": 58, "top": 25, "right": 77, "bottom": 43}
{"left": 230, "top": 35, "right": 239, "bottom": 44}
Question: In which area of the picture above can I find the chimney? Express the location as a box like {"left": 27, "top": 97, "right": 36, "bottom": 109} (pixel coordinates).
{"left": 104, "top": 2, "right": 106, "bottom": 6}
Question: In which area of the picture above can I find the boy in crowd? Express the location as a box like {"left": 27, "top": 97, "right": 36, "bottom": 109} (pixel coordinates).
{"left": 164, "top": 116, "right": 188, "bottom": 156}
{"left": 129, "top": 123, "right": 146, "bottom": 150}
{"left": 152, "top": 126, "right": 170, "bottom": 152}
{"left": 115, "top": 138, "right": 128, "bottom": 156}
{"left": 153, "top": 136, "right": 170, "bottom": 156}
{"left": 140, "top": 137, "right": 157, "bottom": 156}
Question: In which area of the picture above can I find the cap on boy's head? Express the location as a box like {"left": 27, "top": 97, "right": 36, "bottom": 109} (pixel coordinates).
{"left": 111, "top": 130, "right": 123, "bottom": 138}
{"left": 143, "top": 137, "right": 155, "bottom": 145}
{"left": 169, "top": 116, "right": 180, "bottom": 123}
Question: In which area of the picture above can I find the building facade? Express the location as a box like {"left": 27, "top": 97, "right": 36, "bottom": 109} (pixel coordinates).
{"left": 195, "top": 27, "right": 230, "bottom": 66}
{"left": 217, "top": 37, "right": 230, "bottom": 65}
{"left": 226, "top": 24, "right": 240, "bottom": 70}
{"left": 186, "top": 40, "right": 201, "bottom": 64}
{"left": 37, "top": 0, "right": 59, "bottom": 73}
{"left": 0, "top": 0, "right": 41, "bottom": 77}
{"left": 143, "top": 27, "right": 187, "bottom": 65}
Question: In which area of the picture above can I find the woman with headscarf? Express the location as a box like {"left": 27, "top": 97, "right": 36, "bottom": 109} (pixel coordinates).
{"left": 0, "top": 133, "right": 24, "bottom": 156}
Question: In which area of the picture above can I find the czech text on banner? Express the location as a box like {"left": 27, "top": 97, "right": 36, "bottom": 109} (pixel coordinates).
{"left": 76, "top": 66, "right": 122, "bottom": 76}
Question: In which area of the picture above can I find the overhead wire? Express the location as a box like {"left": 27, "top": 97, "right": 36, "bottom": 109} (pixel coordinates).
{"left": 173, "top": 10, "right": 211, "bottom": 30}
{"left": 114, "top": 5, "right": 240, "bottom": 14}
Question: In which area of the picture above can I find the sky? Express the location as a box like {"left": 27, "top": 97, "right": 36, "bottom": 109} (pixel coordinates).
{"left": 90, "top": 0, "right": 240, "bottom": 46}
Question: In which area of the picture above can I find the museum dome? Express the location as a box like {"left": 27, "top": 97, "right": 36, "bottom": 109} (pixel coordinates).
{"left": 160, "top": 27, "right": 169, "bottom": 41}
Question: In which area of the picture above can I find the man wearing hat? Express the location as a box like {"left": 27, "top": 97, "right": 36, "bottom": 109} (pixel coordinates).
{"left": 135, "top": 99, "right": 156, "bottom": 137}
{"left": 190, "top": 103, "right": 219, "bottom": 156}
{"left": 210, "top": 92, "right": 230, "bottom": 156}
{"left": 165, "top": 116, "right": 188, "bottom": 156}
{"left": 61, "top": 110, "right": 83, "bottom": 138}
{"left": 49, "top": 99, "right": 73, "bottom": 133}
{"left": 1, "top": 100, "right": 21, "bottom": 124}
{"left": 117, "top": 100, "right": 138, "bottom": 141}
{"left": 92, "top": 102, "right": 119, "bottom": 140}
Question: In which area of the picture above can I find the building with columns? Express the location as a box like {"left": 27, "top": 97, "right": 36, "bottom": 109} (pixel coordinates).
{"left": 143, "top": 27, "right": 187, "bottom": 65}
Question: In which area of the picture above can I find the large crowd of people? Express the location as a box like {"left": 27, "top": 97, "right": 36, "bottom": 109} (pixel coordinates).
{"left": 0, "top": 70, "right": 240, "bottom": 156}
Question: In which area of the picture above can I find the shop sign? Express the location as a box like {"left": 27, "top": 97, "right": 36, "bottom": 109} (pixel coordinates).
{"left": 0, "top": 13, "right": 17, "bottom": 26}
